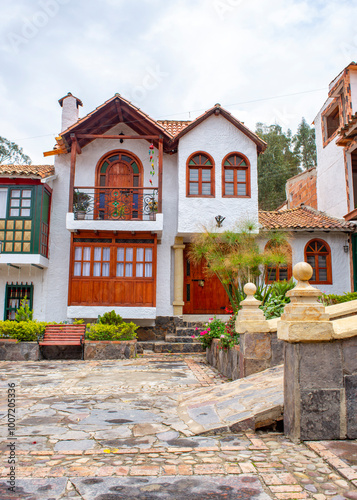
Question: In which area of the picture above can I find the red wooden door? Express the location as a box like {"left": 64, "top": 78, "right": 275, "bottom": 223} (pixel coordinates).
{"left": 183, "top": 248, "right": 230, "bottom": 314}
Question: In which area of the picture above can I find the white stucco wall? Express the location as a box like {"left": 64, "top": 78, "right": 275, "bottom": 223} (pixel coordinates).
{"left": 260, "top": 231, "right": 352, "bottom": 295}
{"left": 315, "top": 102, "right": 348, "bottom": 218}
{"left": 177, "top": 114, "right": 259, "bottom": 235}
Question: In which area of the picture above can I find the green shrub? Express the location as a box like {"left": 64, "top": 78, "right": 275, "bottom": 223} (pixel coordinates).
{"left": 86, "top": 322, "right": 138, "bottom": 341}
{"left": 0, "top": 321, "right": 46, "bottom": 341}
{"left": 320, "top": 292, "right": 357, "bottom": 306}
{"left": 97, "top": 310, "right": 123, "bottom": 326}
{"left": 14, "top": 297, "right": 33, "bottom": 322}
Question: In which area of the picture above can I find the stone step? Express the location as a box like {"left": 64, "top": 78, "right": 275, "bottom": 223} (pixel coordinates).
{"left": 175, "top": 327, "right": 202, "bottom": 337}
{"left": 165, "top": 335, "right": 199, "bottom": 343}
{"left": 153, "top": 342, "right": 205, "bottom": 353}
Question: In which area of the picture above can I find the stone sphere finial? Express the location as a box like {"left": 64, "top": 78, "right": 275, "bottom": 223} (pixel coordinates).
{"left": 293, "top": 262, "right": 313, "bottom": 282}
{"left": 244, "top": 282, "right": 256, "bottom": 296}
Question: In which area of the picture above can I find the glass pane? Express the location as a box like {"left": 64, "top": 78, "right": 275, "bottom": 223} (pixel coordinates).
{"left": 100, "top": 176, "right": 106, "bottom": 186}
{"left": 10, "top": 199, "right": 20, "bottom": 207}
{"left": 117, "top": 263, "right": 124, "bottom": 277}
{"left": 204, "top": 159, "right": 212, "bottom": 166}
{"left": 20, "top": 208, "right": 30, "bottom": 216}
{"left": 318, "top": 255, "right": 327, "bottom": 267}
{"left": 94, "top": 247, "right": 101, "bottom": 261}
{"left": 74, "top": 262, "right": 82, "bottom": 276}
{"left": 100, "top": 161, "right": 109, "bottom": 173}
{"left": 121, "top": 155, "right": 132, "bottom": 163}
{"left": 267, "top": 267, "right": 276, "bottom": 281}
{"left": 240, "top": 161, "right": 246, "bottom": 166}
{"left": 102, "top": 263, "right": 110, "bottom": 277}
{"left": 83, "top": 247, "right": 91, "bottom": 261}
{"left": 11, "top": 190, "right": 20, "bottom": 198}
{"left": 22, "top": 190, "right": 31, "bottom": 198}
{"left": 237, "top": 184, "right": 246, "bottom": 196}
{"left": 189, "top": 168, "right": 199, "bottom": 181}
{"left": 201, "top": 183, "right": 211, "bottom": 195}
{"left": 202, "top": 169, "right": 211, "bottom": 181}
{"left": 125, "top": 263, "right": 133, "bottom": 277}
{"left": 145, "top": 263, "right": 152, "bottom": 277}
{"left": 117, "top": 248, "right": 125, "bottom": 261}
{"left": 132, "top": 162, "right": 139, "bottom": 174}
{"left": 126, "top": 248, "right": 133, "bottom": 261}
{"left": 74, "top": 247, "right": 82, "bottom": 260}
{"left": 225, "top": 169, "right": 234, "bottom": 182}
{"left": 133, "top": 176, "right": 139, "bottom": 187}
{"left": 93, "top": 262, "right": 101, "bottom": 276}
{"left": 82, "top": 262, "right": 90, "bottom": 276}
{"left": 21, "top": 198, "right": 31, "bottom": 207}
{"left": 145, "top": 248, "right": 152, "bottom": 262}
{"left": 237, "top": 170, "right": 246, "bottom": 182}
{"left": 225, "top": 184, "right": 234, "bottom": 195}
{"left": 109, "top": 155, "right": 119, "bottom": 162}
{"left": 103, "top": 248, "right": 110, "bottom": 261}
{"left": 136, "top": 263, "right": 144, "bottom": 277}
{"left": 137, "top": 248, "right": 144, "bottom": 261}
{"left": 279, "top": 268, "right": 288, "bottom": 280}
{"left": 192, "top": 155, "right": 200, "bottom": 163}
{"left": 306, "top": 256, "right": 315, "bottom": 267}
{"left": 319, "top": 268, "right": 327, "bottom": 281}
{"left": 189, "top": 183, "right": 199, "bottom": 195}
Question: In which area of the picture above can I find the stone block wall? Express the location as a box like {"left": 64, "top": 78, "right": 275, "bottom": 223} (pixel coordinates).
{"left": 0, "top": 341, "right": 40, "bottom": 361}
{"left": 206, "top": 339, "right": 239, "bottom": 379}
{"left": 84, "top": 340, "right": 137, "bottom": 360}
{"left": 284, "top": 336, "right": 357, "bottom": 441}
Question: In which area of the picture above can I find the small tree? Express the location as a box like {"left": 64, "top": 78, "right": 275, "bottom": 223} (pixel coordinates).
{"left": 0, "top": 136, "right": 31, "bottom": 165}
{"left": 189, "top": 221, "right": 291, "bottom": 311}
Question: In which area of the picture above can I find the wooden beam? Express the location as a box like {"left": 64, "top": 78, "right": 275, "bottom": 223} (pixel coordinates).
{"left": 43, "top": 149, "right": 67, "bottom": 157}
{"left": 68, "top": 141, "right": 77, "bottom": 212}
{"left": 115, "top": 100, "right": 124, "bottom": 122}
{"left": 76, "top": 134, "right": 160, "bottom": 140}
{"left": 158, "top": 136, "right": 164, "bottom": 213}
{"left": 70, "top": 134, "right": 82, "bottom": 155}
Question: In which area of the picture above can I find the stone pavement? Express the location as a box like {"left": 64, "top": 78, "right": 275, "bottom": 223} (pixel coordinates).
{"left": 0, "top": 354, "right": 356, "bottom": 499}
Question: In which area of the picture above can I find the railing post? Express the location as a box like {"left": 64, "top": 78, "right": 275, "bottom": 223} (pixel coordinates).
{"left": 277, "top": 262, "right": 336, "bottom": 441}
{"left": 235, "top": 283, "right": 271, "bottom": 378}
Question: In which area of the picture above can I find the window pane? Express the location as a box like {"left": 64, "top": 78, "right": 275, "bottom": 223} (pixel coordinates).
{"left": 137, "top": 248, "right": 144, "bottom": 261}
{"left": 306, "top": 256, "right": 315, "bottom": 267}
{"left": 318, "top": 255, "right": 326, "bottom": 267}
{"left": 10, "top": 209, "right": 19, "bottom": 217}
{"left": 93, "top": 262, "right": 101, "bottom": 276}
{"left": 0, "top": 189, "right": 7, "bottom": 218}
{"left": 126, "top": 248, "right": 133, "bottom": 261}
{"left": 145, "top": 263, "right": 152, "bottom": 277}
{"left": 145, "top": 248, "right": 153, "bottom": 262}
{"left": 267, "top": 267, "right": 276, "bottom": 281}
{"left": 189, "top": 168, "right": 199, "bottom": 181}
{"left": 201, "top": 169, "right": 211, "bottom": 182}
{"left": 102, "top": 263, "right": 110, "bottom": 277}
{"left": 319, "top": 268, "right": 327, "bottom": 281}
{"left": 279, "top": 268, "right": 288, "bottom": 280}
{"left": 237, "top": 184, "right": 246, "bottom": 196}
{"left": 117, "top": 263, "right": 124, "bottom": 277}
{"left": 136, "top": 263, "right": 144, "bottom": 277}
{"left": 225, "top": 184, "right": 234, "bottom": 195}
{"left": 117, "top": 248, "right": 125, "bottom": 261}
{"left": 189, "top": 183, "right": 199, "bottom": 195}
{"left": 74, "top": 247, "right": 82, "bottom": 260}
{"left": 10, "top": 199, "right": 20, "bottom": 207}
{"left": 225, "top": 169, "right": 234, "bottom": 182}
{"left": 83, "top": 247, "right": 91, "bottom": 261}
{"left": 94, "top": 247, "right": 101, "bottom": 261}
{"left": 82, "top": 262, "right": 90, "bottom": 276}
{"left": 22, "top": 190, "right": 31, "bottom": 198}
{"left": 103, "top": 248, "right": 110, "bottom": 261}
{"left": 237, "top": 170, "right": 246, "bottom": 182}
{"left": 21, "top": 199, "right": 31, "bottom": 207}
{"left": 11, "top": 190, "right": 20, "bottom": 198}
{"left": 74, "top": 262, "right": 82, "bottom": 276}
{"left": 125, "top": 263, "right": 133, "bottom": 276}
{"left": 20, "top": 208, "right": 30, "bottom": 217}
{"left": 201, "top": 183, "right": 211, "bottom": 195}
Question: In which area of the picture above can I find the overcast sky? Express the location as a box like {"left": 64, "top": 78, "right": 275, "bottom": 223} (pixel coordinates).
{"left": 1, "top": 0, "right": 356, "bottom": 164}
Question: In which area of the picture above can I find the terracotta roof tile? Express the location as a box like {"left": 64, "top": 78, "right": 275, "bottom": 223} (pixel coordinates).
{"left": 157, "top": 120, "right": 191, "bottom": 136}
{"left": 259, "top": 206, "right": 355, "bottom": 231}
{"left": 0, "top": 164, "right": 55, "bottom": 179}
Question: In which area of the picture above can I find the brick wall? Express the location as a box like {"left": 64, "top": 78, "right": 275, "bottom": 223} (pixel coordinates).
{"left": 286, "top": 167, "right": 317, "bottom": 209}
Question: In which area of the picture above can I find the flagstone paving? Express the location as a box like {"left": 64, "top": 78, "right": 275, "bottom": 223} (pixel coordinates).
{"left": 0, "top": 354, "right": 357, "bottom": 499}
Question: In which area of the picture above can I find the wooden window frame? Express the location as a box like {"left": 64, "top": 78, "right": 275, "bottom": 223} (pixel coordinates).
{"left": 304, "top": 239, "right": 332, "bottom": 285}
{"left": 8, "top": 187, "right": 33, "bottom": 219}
{"left": 186, "top": 151, "right": 215, "bottom": 198}
{"left": 322, "top": 100, "right": 341, "bottom": 147}
{"left": 265, "top": 241, "right": 292, "bottom": 284}
{"left": 222, "top": 152, "right": 251, "bottom": 198}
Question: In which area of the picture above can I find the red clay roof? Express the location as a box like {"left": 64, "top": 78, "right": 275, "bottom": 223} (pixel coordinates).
{"left": 157, "top": 120, "right": 191, "bottom": 136}
{"left": 0, "top": 164, "right": 55, "bottom": 179}
{"left": 259, "top": 206, "right": 355, "bottom": 231}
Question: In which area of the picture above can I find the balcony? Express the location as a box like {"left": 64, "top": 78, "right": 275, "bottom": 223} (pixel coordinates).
{"left": 66, "top": 187, "right": 163, "bottom": 235}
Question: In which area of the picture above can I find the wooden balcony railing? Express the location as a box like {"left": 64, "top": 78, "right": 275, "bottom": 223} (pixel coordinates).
{"left": 72, "top": 187, "right": 159, "bottom": 221}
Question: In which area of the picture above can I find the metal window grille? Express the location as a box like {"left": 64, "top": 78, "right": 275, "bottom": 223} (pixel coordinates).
{"left": 4, "top": 282, "right": 33, "bottom": 320}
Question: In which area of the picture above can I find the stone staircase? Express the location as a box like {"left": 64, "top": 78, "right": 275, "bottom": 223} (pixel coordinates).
{"left": 137, "top": 318, "right": 206, "bottom": 354}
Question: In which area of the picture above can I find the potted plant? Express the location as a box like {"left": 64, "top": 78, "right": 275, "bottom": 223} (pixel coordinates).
{"left": 73, "top": 191, "right": 91, "bottom": 220}
{"left": 148, "top": 198, "right": 158, "bottom": 220}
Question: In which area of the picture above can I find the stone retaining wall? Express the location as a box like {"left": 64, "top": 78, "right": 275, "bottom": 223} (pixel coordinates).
{"left": 206, "top": 339, "right": 240, "bottom": 380}
{"left": 84, "top": 340, "right": 137, "bottom": 360}
{"left": 0, "top": 340, "right": 40, "bottom": 361}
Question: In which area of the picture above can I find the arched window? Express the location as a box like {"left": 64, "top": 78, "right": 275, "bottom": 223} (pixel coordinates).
{"left": 222, "top": 153, "right": 250, "bottom": 197}
{"left": 265, "top": 241, "right": 292, "bottom": 283}
{"left": 187, "top": 152, "right": 215, "bottom": 197}
{"left": 305, "top": 239, "right": 332, "bottom": 284}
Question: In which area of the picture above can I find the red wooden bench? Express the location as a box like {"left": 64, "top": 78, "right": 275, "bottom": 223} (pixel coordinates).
{"left": 38, "top": 324, "right": 85, "bottom": 359}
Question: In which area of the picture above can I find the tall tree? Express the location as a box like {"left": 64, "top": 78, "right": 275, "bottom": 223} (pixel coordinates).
{"left": 0, "top": 136, "right": 31, "bottom": 164}
{"left": 256, "top": 123, "right": 300, "bottom": 211}
{"left": 292, "top": 117, "right": 317, "bottom": 170}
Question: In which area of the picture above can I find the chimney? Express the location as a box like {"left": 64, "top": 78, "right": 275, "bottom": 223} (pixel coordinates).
{"left": 58, "top": 92, "right": 83, "bottom": 132}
